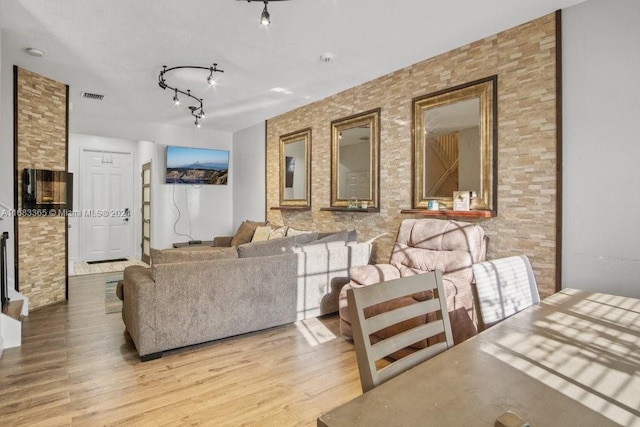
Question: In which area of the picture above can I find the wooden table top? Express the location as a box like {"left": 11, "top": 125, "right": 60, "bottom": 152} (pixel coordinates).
{"left": 318, "top": 288, "right": 640, "bottom": 427}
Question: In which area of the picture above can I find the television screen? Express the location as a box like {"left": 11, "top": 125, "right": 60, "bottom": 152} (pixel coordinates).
{"left": 166, "top": 146, "right": 229, "bottom": 185}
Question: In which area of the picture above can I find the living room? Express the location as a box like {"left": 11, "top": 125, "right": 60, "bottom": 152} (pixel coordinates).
{"left": 1, "top": 0, "right": 639, "bottom": 424}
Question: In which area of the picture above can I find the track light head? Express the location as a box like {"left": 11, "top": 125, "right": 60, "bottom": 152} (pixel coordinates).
{"left": 172, "top": 89, "right": 181, "bottom": 106}
{"left": 261, "top": 2, "right": 270, "bottom": 25}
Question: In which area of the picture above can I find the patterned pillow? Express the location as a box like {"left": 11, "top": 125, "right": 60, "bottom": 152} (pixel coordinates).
{"left": 286, "top": 227, "right": 313, "bottom": 237}
{"left": 268, "top": 226, "right": 288, "bottom": 240}
{"left": 251, "top": 226, "right": 273, "bottom": 242}
{"left": 230, "top": 220, "right": 268, "bottom": 246}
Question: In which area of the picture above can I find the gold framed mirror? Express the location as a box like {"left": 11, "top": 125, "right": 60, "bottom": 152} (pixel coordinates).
{"left": 413, "top": 76, "right": 497, "bottom": 211}
{"left": 330, "top": 108, "right": 380, "bottom": 209}
{"left": 279, "top": 128, "right": 311, "bottom": 207}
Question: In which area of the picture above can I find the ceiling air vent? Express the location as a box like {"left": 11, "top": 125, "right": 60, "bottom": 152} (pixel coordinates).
{"left": 81, "top": 91, "right": 105, "bottom": 101}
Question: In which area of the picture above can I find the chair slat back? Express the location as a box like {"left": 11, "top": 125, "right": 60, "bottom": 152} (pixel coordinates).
{"left": 472, "top": 255, "right": 540, "bottom": 327}
{"left": 347, "top": 270, "right": 454, "bottom": 392}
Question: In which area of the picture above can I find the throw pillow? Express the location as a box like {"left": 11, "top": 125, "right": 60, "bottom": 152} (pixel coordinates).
{"left": 251, "top": 226, "right": 273, "bottom": 242}
{"left": 268, "top": 225, "right": 288, "bottom": 240}
{"left": 286, "top": 226, "right": 313, "bottom": 237}
{"left": 230, "top": 220, "right": 267, "bottom": 247}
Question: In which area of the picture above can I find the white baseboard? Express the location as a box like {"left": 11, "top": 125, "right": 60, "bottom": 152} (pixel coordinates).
{"left": 69, "top": 257, "right": 81, "bottom": 275}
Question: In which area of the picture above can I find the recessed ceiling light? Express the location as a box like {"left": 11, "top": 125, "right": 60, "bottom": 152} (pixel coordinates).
{"left": 25, "top": 47, "right": 45, "bottom": 57}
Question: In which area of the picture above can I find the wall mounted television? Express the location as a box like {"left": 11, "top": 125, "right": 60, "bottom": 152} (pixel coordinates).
{"left": 166, "top": 146, "right": 229, "bottom": 185}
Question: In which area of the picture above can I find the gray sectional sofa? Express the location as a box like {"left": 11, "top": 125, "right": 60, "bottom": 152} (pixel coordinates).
{"left": 120, "top": 230, "right": 372, "bottom": 361}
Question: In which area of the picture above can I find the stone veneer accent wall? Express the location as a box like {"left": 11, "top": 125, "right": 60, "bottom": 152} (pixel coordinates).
{"left": 266, "top": 13, "right": 559, "bottom": 298}
{"left": 14, "top": 66, "right": 68, "bottom": 309}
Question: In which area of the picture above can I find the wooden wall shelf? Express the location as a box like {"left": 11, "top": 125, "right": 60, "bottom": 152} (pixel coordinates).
{"left": 270, "top": 206, "right": 311, "bottom": 211}
{"left": 400, "top": 209, "right": 496, "bottom": 218}
{"left": 320, "top": 207, "right": 380, "bottom": 213}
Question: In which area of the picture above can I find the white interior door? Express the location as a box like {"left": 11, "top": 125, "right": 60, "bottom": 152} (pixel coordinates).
{"left": 80, "top": 150, "right": 133, "bottom": 262}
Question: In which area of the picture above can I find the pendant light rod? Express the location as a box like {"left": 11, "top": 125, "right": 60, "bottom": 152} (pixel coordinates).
{"left": 239, "top": 0, "right": 291, "bottom": 26}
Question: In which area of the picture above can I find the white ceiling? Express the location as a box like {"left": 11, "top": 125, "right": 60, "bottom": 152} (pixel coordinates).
{"left": 0, "top": 0, "right": 587, "bottom": 133}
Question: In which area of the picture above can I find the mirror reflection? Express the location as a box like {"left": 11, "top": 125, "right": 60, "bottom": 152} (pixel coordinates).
{"left": 279, "top": 128, "right": 311, "bottom": 207}
{"left": 331, "top": 109, "right": 380, "bottom": 209}
{"left": 413, "top": 77, "right": 496, "bottom": 211}
{"left": 337, "top": 125, "right": 371, "bottom": 200}
{"left": 423, "top": 97, "right": 480, "bottom": 197}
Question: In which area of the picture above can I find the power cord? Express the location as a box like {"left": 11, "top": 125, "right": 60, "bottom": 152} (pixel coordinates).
{"left": 171, "top": 184, "right": 193, "bottom": 240}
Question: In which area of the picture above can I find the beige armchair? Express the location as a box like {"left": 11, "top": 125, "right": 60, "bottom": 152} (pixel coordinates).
{"left": 339, "top": 218, "right": 487, "bottom": 356}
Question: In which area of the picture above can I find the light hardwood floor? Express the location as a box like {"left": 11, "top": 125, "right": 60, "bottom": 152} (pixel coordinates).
{"left": 0, "top": 274, "right": 362, "bottom": 426}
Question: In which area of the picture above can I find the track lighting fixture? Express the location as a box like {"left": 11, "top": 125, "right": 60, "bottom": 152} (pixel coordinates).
{"left": 158, "top": 63, "right": 224, "bottom": 126}
{"left": 239, "top": 0, "right": 290, "bottom": 26}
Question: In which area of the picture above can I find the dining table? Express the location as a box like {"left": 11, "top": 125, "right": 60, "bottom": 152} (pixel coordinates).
{"left": 318, "top": 288, "right": 640, "bottom": 426}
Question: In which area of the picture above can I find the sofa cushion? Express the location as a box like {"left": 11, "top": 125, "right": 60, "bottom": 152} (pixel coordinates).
{"left": 316, "top": 230, "right": 357, "bottom": 243}
{"left": 292, "top": 232, "right": 318, "bottom": 245}
{"left": 392, "top": 218, "right": 485, "bottom": 264}
{"left": 150, "top": 246, "right": 238, "bottom": 266}
{"left": 349, "top": 264, "right": 402, "bottom": 286}
{"left": 238, "top": 236, "right": 297, "bottom": 258}
{"left": 238, "top": 232, "right": 319, "bottom": 258}
{"left": 230, "top": 220, "right": 268, "bottom": 247}
{"left": 294, "top": 240, "right": 346, "bottom": 253}
{"left": 390, "top": 248, "right": 475, "bottom": 283}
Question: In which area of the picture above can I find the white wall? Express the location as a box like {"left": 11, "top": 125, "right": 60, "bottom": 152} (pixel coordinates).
{"left": 1, "top": 30, "right": 15, "bottom": 291}
{"left": 71, "top": 115, "right": 234, "bottom": 250}
{"left": 562, "top": 0, "right": 640, "bottom": 298}
{"left": 0, "top": 28, "right": 5, "bottom": 356}
{"left": 231, "top": 122, "right": 266, "bottom": 232}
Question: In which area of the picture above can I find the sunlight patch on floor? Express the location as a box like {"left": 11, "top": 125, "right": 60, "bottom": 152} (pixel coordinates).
{"left": 295, "top": 317, "right": 337, "bottom": 347}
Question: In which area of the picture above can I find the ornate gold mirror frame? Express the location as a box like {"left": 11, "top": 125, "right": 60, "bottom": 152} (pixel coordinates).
{"left": 330, "top": 108, "right": 380, "bottom": 209}
{"left": 412, "top": 76, "right": 497, "bottom": 211}
{"left": 279, "top": 128, "right": 311, "bottom": 207}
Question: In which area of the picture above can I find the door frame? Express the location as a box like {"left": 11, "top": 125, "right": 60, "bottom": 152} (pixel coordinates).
{"left": 141, "top": 162, "right": 151, "bottom": 264}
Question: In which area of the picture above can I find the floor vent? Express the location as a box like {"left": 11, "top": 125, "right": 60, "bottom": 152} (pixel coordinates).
{"left": 81, "top": 91, "right": 105, "bottom": 101}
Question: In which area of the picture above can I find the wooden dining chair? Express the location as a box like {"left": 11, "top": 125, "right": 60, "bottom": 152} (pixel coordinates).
{"left": 472, "top": 255, "right": 540, "bottom": 329}
{"left": 347, "top": 270, "right": 454, "bottom": 393}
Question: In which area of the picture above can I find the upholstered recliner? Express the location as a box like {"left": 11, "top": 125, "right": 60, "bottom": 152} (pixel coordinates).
{"left": 339, "top": 218, "right": 487, "bottom": 354}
